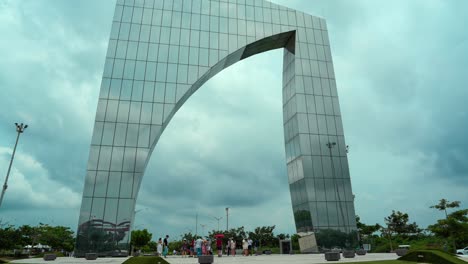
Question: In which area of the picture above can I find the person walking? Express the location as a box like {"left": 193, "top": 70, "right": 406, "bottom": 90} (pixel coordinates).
{"left": 157, "top": 238, "right": 163, "bottom": 257}
{"left": 163, "top": 235, "right": 169, "bottom": 258}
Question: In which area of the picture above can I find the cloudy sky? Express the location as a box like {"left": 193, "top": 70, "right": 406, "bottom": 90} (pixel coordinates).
{"left": 1, "top": 0, "right": 467, "bottom": 240}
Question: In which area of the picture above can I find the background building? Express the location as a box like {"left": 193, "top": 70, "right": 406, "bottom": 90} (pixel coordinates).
{"left": 76, "top": 0, "right": 356, "bottom": 256}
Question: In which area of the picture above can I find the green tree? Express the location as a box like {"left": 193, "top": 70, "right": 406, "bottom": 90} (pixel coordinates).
{"left": 147, "top": 241, "right": 158, "bottom": 251}
{"left": 384, "top": 210, "right": 421, "bottom": 236}
{"left": 0, "top": 224, "right": 21, "bottom": 250}
{"left": 181, "top": 232, "right": 196, "bottom": 242}
{"left": 429, "top": 199, "right": 467, "bottom": 252}
{"left": 131, "top": 229, "right": 152, "bottom": 251}
{"left": 383, "top": 210, "right": 421, "bottom": 252}
{"left": 247, "top": 225, "right": 276, "bottom": 248}
{"left": 290, "top": 234, "right": 300, "bottom": 251}
{"left": 17, "top": 225, "right": 36, "bottom": 246}
{"left": 36, "top": 224, "right": 75, "bottom": 251}
{"left": 276, "top": 233, "right": 290, "bottom": 240}
{"left": 430, "top": 199, "right": 460, "bottom": 218}
{"left": 356, "top": 215, "right": 381, "bottom": 244}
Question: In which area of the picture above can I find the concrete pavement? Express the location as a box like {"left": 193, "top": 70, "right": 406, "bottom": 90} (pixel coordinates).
{"left": 165, "top": 253, "right": 399, "bottom": 264}
{"left": 11, "top": 257, "right": 131, "bottom": 264}
{"left": 8, "top": 253, "right": 412, "bottom": 264}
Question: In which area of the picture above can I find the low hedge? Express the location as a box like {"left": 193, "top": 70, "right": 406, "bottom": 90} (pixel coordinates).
{"left": 122, "top": 256, "right": 170, "bottom": 264}
{"left": 398, "top": 249, "right": 466, "bottom": 264}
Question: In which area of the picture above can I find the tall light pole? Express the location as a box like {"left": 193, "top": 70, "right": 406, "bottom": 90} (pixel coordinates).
{"left": 195, "top": 212, "right": 198, "bottom": 236}
{"left": 326, "top": 141, "right": 347, "bottom": 232}
{"left": 200, "top": 224, "right": 206, "bottom": 237}
{"left": 213, "top": 216, "right": 223, "bottom": 232}
{"left": 225, "top": 207, "right": 229, "bottom": 231}
{"left": 0, "top": 123, "right": 28, "bottom": 208}
{"left": 132, "top": 208, "right": 148, "bottom": 228}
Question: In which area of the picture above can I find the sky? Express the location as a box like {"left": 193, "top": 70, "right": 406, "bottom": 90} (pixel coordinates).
{"left": 1, "top": 0, "right": 467, "bottom": 241}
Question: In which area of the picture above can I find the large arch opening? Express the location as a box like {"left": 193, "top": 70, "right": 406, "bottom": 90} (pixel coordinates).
{"left": 136, "top": 46, "right": 294, "bottom": 239}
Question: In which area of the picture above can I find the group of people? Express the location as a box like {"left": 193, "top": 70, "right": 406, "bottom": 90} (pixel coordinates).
{"left": 226, "top": 237, "right": 254, "bottom": 256}
{"left": 179, "top": 237, "right": 212, "bottom": 257}
{"left": 155, "top": 235, "right": 170, "bottom": 258}
{"left": 176, "top": 236, "right": 256, "bottom": 258}
{"left": 151, "top": 235, "right": 260, "bottom": 258}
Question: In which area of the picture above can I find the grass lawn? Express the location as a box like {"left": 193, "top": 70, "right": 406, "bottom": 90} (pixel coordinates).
{"left": 122, "top": 256, "right": 170, "bottom": 264}
{"left": 346, "top": 261, "right": 415, "bottom": 264}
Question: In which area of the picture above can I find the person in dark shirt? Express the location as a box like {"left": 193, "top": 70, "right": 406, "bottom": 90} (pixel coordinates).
{"left": 216, "top": 236, "right": 223, "bottom": 257}
{"left": 163, "top": 235, "right": 169, "bottom": 258}
{"left": 181, "top": 239, "right": 188, "bottom": 258}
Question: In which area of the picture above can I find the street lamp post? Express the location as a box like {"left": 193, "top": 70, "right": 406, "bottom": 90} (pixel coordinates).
{"left": 213, "top": 216, "right": 223, "bottom": 232}
{"left": 200, "top": 224, "right": 206, "bottom": 237}
{"left": 225, "top": 207, "right": 229, "bottom": 231}
{"left": 0, "top": 123, "right": 28, "bottom": 208}
{"left": 326, "top": 141, "right": 347, "bottom": 232}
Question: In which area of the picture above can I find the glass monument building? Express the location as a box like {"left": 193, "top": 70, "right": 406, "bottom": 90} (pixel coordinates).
{"left": 76, "top": 0, "right": 357, "bottom": 256}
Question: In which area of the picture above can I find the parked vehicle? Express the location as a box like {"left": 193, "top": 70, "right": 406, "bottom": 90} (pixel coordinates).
{"left": 457, "top": 246, "right": 468, "bottom": 255}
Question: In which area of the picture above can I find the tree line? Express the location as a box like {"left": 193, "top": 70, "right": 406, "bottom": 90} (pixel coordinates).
{"left": 0, "top": 223, "right": 74, "bottom": 254}
{"left": 357, "top": 199, "right": 467, "bottom": 252}
{"left": 1, "top": 198, "right": 466, "bottom": 254}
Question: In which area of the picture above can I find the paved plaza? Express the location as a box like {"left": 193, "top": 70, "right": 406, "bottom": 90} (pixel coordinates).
{"left": 166, "top": 253, "right": 399, "bottom": 264}
{"left": 11, "top": 253, "right": 399, "bottom": 264}
{"left": 9, "top": 253, "right": 468, "bottom": 264}
{"left": 10, "top": 257, "right": 131, "bottom": 264}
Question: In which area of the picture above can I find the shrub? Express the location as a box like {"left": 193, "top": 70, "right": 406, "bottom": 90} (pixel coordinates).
{"left": 122, "top": 256, "right": 170, "bottom": 264}
{"left": 398, "top": 249, "right": 466, "bottom": 264}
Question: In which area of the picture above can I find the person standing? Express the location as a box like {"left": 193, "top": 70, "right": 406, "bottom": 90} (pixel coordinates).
{"left": 181, "top": 239, "right": 188, "bottom": 258}
{"left": 216, "top": 236, "right": 223, "bottom": 257}
{"left": 195, "top": 237, "right": 203, "bottom": 257}
{"left": 206, "top": 238, "right": 212, "bottom": 255}
{"left": 157, "top": 238, "right": 163, "bottom": 257}
{"left": 254, "top": 240, "right": 259, "bottom": 255}
{"left": 242, "top": 239, "right": 248, "bottom": 256}
{"left": 230, "top": 238, "right": 236, "bottom": 256}
{"left": 247, "top": 238, "right": 253, "bottom": 256}
{"left": 202, "top": 239, "right": 207, "bottom": 255}
{"left": 191, "top": 239, "right": 195, "bottom": 257}
{"left": 226, "top": 239, "right": 231, "bottom": 256}
{"left": 163, "top": 235, "right": 169, "bottom": 258}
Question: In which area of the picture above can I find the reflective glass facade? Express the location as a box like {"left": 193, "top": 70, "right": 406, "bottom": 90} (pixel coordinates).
{"left": 76, "top": 0, "right": 356, "bottom": 256}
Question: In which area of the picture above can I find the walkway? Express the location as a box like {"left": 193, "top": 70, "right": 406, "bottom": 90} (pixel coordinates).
{"left": 166, "top": 253, "right": 399, "bottom": 264}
